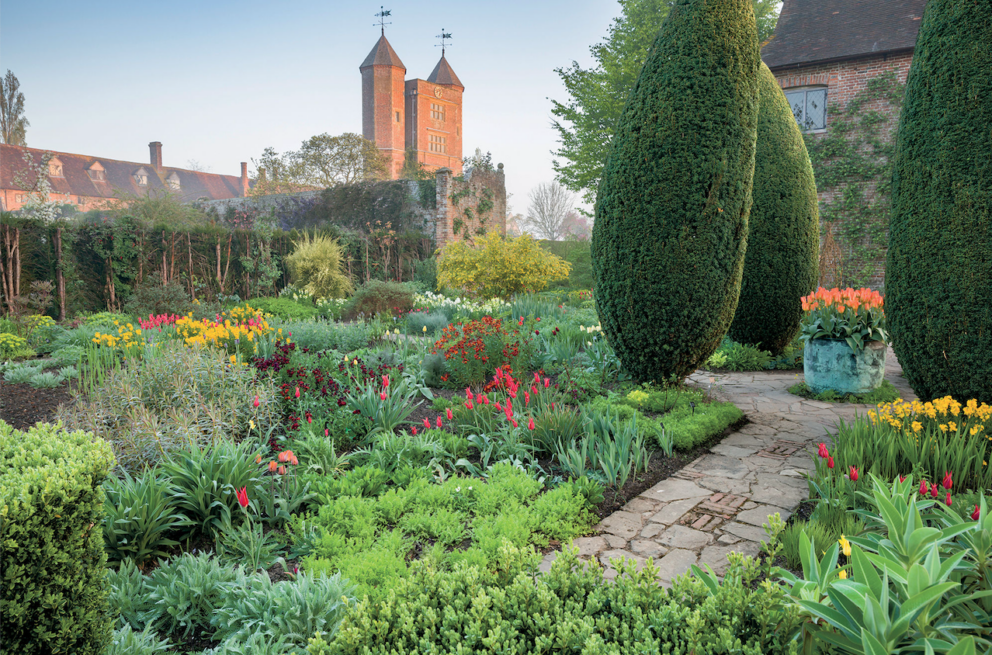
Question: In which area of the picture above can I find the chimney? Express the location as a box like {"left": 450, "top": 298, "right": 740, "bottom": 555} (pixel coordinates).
{"left": 240, "top": 162, "right": 249, "bottom": 197}
{"left": 149, "top": 141, "right": 163, "bottom": 170}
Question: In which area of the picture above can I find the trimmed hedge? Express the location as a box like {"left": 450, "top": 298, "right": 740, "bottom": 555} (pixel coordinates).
{"left": 729, "top": 62, "right": 819, "bottom": 354}
{"left": 592, "top": 0, "right": 760, "bottom": 382}
{"left": 0, "top": 420, "right": 116, "bottom": 654}
{"left": 886, "top": 0, "right": 992, "bottom": 403}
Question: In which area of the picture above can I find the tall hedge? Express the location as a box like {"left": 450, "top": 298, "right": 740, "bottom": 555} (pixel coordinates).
{"left": 886, "top": 0, "right": 992, "bottom": 403}
{"left": 0, "top": 421, "right": 116, "bottom": 654}
{"left": 591, "top": 0, "right": 759, "bottom": 382}
{"left": 728, "top": 62, "right": 819, "bottom": 354}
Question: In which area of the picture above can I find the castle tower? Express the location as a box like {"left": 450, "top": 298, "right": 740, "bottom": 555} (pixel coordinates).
{"left": 360, "top": 35, "right": 407, "bottom": 178}
{"left": 405, "top": 54, "right": 464, "bottom": 175}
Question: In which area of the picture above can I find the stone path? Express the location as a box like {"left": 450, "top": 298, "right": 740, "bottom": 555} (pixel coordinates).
{"left": 541, "top": 348, "right": 917, "bottom": 584}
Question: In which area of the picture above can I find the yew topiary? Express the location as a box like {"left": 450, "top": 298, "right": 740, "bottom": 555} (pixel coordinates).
{"left": 886, "top": 0, "right": 992, "bottom": 403}
{"left": 592, "top": 0, "right": 760, "bottom": 382}
{"left": 728, "top": 62, "right": 819, "bottom": 354}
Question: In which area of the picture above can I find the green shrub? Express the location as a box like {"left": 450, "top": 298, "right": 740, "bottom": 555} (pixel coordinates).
{"left": 591, "top": 0, "right": 759, "bottom": 382}
{"left": 107, "top": 559, "right": 156, "bottom": 630}
{"left": 124, "top": 272, "right": 194, "bottom": 318}
{"left": 436, "top": 232, "right": 571, "bottom": 299}
{"left": 661, "top": 400, "right": 744, "bottom": 451}
{"left": 285, "top": 233, "right": 354, "bottom": 300}
{"left": 343, "top": 280, "right": 417, "bottom": 319}
{"left": 103, "top": 469, "right": 190, "bottom": 565}
{"left": 272, "top": 320, "right": 374, "bottom": 352}
{"left": 405, "top": 310, "right": 450, "bottom": 335}
{"left": 144, "top": 551, "right": 245, "bottom": 637}
{"left": 887, "top": 0, "right": 992, "bottom": 403}
{"left": 104, "top": 625, "right": 171, "bottom": 655}
{"left": 243, "top": 297, "right": 320, "bottom": 321}
{"left": 729, "top": 62, "right": 819, "bottom": 355}
{"left": 0, "top": 420, "right": 116, "bottom": 654}
{"left": 322, "top": 541, "right": 801, "bottom": 654}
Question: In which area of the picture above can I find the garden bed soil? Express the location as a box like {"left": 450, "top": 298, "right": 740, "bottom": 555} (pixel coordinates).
{"left": 0, "top": 380, "right": 75, "bottom": 430}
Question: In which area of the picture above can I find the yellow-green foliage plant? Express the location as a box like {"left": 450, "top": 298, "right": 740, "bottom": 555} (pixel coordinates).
{"left": 592, "top": 0, "right": 760, "bottom": 382}
{"left": 729, "top": 62, "right": 819, "bottom": 355}
{"left": 437, "top": 231, "right": 571, "bottom": 299}
{"left": 0, "top": 420, "right": 116, "bottom": 654}
{"left": 285, "top": 232, "right": 354, "bottom": 301}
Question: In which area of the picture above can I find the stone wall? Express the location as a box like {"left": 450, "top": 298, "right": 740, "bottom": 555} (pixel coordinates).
{"left": 434, "top": 164, "right": 507, "bottom": 248}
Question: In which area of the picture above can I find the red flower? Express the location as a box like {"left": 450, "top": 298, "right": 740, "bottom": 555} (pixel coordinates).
{"left": 253, "top": 395, "right": 260, "bottom": 408}
{"left": 942, "top": 471, "right": 953, "bottom": 491}
{"left": 412, "top": 427, "right": 418, "bottom": 435}
{"left": 920, "top": 479, "right": 929, "bottom": 496}
{"left": 236, "top": 487, "right": 249, "bottom": 508}
{"left": 899, "top": 475, "right": 906, "bottom": 483}
{"left": 544, "top": 378, "right": 550, "bottom": 388}
{"left": 380, "top": 392, "right": 388, "bottom": 401}
{"left": 446, "top": 408, "right": 453, "bottom": 421}
{"left": 465, "top": 400, "right": 474, "bottom": 410}
{"left": 849, "top": 466, "right": 859, "bottom": 482}
{"left": 827, "top": 456, "right": 834, "bottom": 469}
{"left": 466, "top": 388, "right": 474, "bottom": 401}
{"left": 528, "top": 417, "right": 535, "bottom": 430}
{"left": 946, "top": 492, "right": 953, "bottom": 507}
{"left": 524, "top": 391, "right": 530, "bottom": 406}
{"left": 424, "top": 418, "right": 431, "bottom": 430}
{"left": 930, "top": 483, "right": 939, "bottom": 499}
{"left": 382, "top": 375, "right": 389, "bottom": 388}
{"left": 325, "top": 428, "right": 329, "bottom": 437}
{"left": 436, "top": 417, "right": 443, "bottom": 429}
{"left": 294, "top": 387, "right": 300, "bottom": 398}
{"left": 817, "top": 443, "right": 829, "bottom": 458}
{"left": 972, "top": 505, "right": 981, "bottom": 521}
{"left": 511, "top": 419, "right": 518, "bottom": 428}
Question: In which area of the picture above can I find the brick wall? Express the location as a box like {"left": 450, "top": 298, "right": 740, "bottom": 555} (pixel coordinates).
{"left": 405, "top": 80, "right": 463, "bottom": 175}
{"left": 362, "top": 64, "right": 407, "bottom": 179}
{"left": 772, "top": 51, "right": 913, "bottom": 289}
{"left": 434, "top": 164, "right": 506, "bottom": 249}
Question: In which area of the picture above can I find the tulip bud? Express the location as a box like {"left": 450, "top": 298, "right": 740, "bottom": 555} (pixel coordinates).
{"left": 325, "top": 428, "right": 329, "bottom": 437}
{"left": 294, "top": 387, "right": 300, "bottom": 398}
{"left": 446, "top": 408, "right": 453, "bottom": 421}
{"left": 817, "top": 443, "right": 829, "bottom": 458}
{"left": 528, "top": 417, "right": 535, "bottom": 430}
{"left": 255, "top": 454, "right": 262, "bottom": 464}
{"left": 436, "top": 417, "right": 443, "bottom": 429}
{"left": 380, "top": 392, "right": 388, "bottom": 401}
{"left": 920, "top": 479, "right": 928, "bottom": 496}
{"left": 931, "top": 483, "right": 939, "bottom": 499}
{"left": 278, "top": 451, "right": 289, "bottom": 463}
{"left": 946, "top": 492, "right": 953, "bottom": 507}
{"left": 942, "top": 471, "right": 953, "bottom": 491}
{"left": 424, "top": 418, "right": 431, "bottom": 430}
{"left": 269, "top": 461, "right": 277, "bottom": 472}
{"left": 972, "top": 505, "right": 981, "bottom": 521}
{"left": 848, "top": 466, "right": 858, "bottom": 482}
{"left": 827, "top": 456, "right": 834, "bottom": 469}
{"left": 382, "top": 375, "right": 389, "bottom": 388}
{"left": 278, "top": 465, "right": 286, "bottom": 475}
{"left": 253, "top": 395, "right": 260, "bottom": 408}
{"left": 412, "top": 426, "right": 418, "bottom": 435}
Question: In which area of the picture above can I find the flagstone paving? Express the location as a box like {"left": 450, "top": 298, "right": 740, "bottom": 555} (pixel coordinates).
{"left": 541, "top": 348, "right": 917, "bottom": 583}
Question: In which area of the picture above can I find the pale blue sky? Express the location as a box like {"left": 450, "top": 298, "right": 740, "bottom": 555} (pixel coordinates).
{"left": 1, "top": 0, "right": 623, "bottom": 212}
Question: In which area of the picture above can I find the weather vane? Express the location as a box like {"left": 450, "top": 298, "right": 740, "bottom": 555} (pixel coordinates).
{"left": 375, "top": 6, "right": 392, "bottom": 36}
{"left": 436, "top": 29, "right": 452, "bottom": 56}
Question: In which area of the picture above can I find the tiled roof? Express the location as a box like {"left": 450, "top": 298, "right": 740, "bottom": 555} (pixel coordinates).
{"left": 1, "top": 144, "right": 244, "bottom": 202}
{"left": 426, "top": 55, "right": 463, "bottom": 89}
{"left": 762, "top": 0, "right": 927, "bottom": 69}
{"left": 360, "top": 35, "right": 406, "bottom": 70}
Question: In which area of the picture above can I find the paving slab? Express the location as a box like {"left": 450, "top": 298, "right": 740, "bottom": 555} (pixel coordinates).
{"left": 657, "top": 524, "right": 712, "bottom": 550}
{"left": 640, "top": 478, "right": 712, "bottom": 502}
{"left": 647, "top": 498, "right": 704, "bottom": 525}
{"left": 655, "top": 548, "right": 699, "bottom": 582}
{"left": 692, "top": 454, "right": 751, "bottom": 480}
{"left": 596, "top": 512, "right": 642, "bottom": 540}
{"left": 698, "top": 541, "right": 762, "bottom": 576}
{"left": 735, "top": 505, "right": 791, "bottom": 527}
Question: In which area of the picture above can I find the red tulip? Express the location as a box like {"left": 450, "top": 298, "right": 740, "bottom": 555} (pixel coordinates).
{"left": 849, "top": 466, "right": 859, "bottom": 482}
{"left": 495, "top": 402, "right": 503, "bottom": 412}
{"left": 325, "top": 428, "right": 329, "bottom": 437}
{"left": 278, "top": 465, "right": 287, "bottom": 475}
{"left": 294, "top": 387, "right": 300, "bottom": 398}
{"left": 412, "top": 427, "right": 418, "bottom": 435}
{"left": 380, "top": 392, "right": 388, "bottom": 401}
{"left": 446, "top": 408, "right": 453, "bottom": 421}
{"left": 899, "top": 475, "right": 906, "bottom": 483}
{"left": 920, "top": 479, "right": 929, "bottom": 496}
{"left": 531, "top": 385, "right": 538, "bottom": 396}
{"left": 544, "top": 378, "right": 550, "bottom": 388}
{"left": 423, "top": 418, "right": 431, "bottom": 430}
{"left": 253, "top": 395, "right": 260, "bottom": 408}
{"left": 269, "top": 461, "right": 277, "bottom": 472}
{"left": 236, "top": 487, "right": 249, "bottom": 508}
{"left": 279, "top": 451, "right": 289, "bottom": 463}
{"left": 511, "top": 419, "right": 518, "bottom": 428}
{"left": 466, "top": 388, "right": 474, "bottom": 401}
{"left": 534, "top": 372, "right": 540, "bottom": 384}
{"left": 290, "top": 454, "right": 299, "bottom": 466}
{"left": 942, "top": 471, "right": 953, "bottom": 491}
{"left": 524, "top": 391, "right": 530, "bottom": 406}
{"left": 930, "top": 483, "right": 939, "bottom": 499}
{"left": 817, "top": 443, "right": 829, "bottom": 458}
{"left": 306, "top": 413, "right": 312, "bottom": 424}
{"left": 972, "top": 505, "right": 981, "bottom": 521}
{"left": 382, "top": 375, "right": 389, "bottom": 388}
{"left": 528, "top": 417, "right": 535, "bottom": 430}
{"left": 827, "top": 456, "right": 834, "bottom": 469}
{"left": 465, "top": 400, "right": 474, "bottom": 410}
{"left": 436, "top": 417, "right": 443, "bottom": 429}
{"left": 946, "top": 492, "right": 953, "bottom": 507}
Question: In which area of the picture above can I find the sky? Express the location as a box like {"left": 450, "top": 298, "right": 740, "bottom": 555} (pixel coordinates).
{"left": 1, "top": 0, "right": 623, "bottom": 214}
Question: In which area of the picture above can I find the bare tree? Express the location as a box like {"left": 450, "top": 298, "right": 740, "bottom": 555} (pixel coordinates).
{"left": 524, "top": 182, "right": 574, "bottom": 241}
{"left": 0, "top": 70, "right": 29, "bottom": 145}
{"left": 185, "top": 159, "right": 211, "bottom": 172}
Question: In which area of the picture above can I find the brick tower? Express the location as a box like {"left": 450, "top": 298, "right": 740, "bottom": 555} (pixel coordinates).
{"left": 360, "top": 34, "right": 407, "bottom": 178}
{"left": 405, "top": 53, "right": 464, "bottom": 175}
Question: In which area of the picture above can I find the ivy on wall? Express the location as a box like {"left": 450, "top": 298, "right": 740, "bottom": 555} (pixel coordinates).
{"left": 803, "top": 70, "right": 906, "bottom": 289}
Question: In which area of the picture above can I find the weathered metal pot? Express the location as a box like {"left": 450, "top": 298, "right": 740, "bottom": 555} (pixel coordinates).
{"left": 803, "top": 338, "right": 886, "bottom": 395}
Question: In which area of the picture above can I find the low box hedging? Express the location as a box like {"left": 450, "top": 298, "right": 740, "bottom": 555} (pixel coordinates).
{"left": 0, "top": 420, "right": 116, "bottom": 654}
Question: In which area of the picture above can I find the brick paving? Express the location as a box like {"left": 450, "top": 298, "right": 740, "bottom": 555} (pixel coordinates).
{"left": 540, "top": 348, "right": 917, "bottom": 583}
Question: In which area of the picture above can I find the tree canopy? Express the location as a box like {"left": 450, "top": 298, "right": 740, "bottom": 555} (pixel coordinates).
{"left": 0, "top": 70, "right": 29, "bottom": 146}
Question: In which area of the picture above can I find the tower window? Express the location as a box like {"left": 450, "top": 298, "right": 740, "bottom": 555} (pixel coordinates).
{"left": 431, "top": 103, "right": 445, "bottom": 121}
{"left": 396, "top": 111, "right": 401, "bottom": 122}
{"left": 429, "top": 134, "right": 447, "bottom": 154}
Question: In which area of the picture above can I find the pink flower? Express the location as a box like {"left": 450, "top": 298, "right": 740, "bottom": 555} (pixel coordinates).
{"left": 930, "top": 483, "right": 939, "bottom": 499}
{"left": 817, "top": 443, "right": 829, "bottom": 458}
{"left": 972, "top": 505, "right": 981, "bottom": 521}
{"left": 294, "top": 387, "right": 300, "bottom": 398}
{"left": 942, "top": 471, "right": 953, "bottom": 491}
{"left": 446, "top": 408, "right": 453, "bottom": 421}
{"left": 849, "top": 466, "right": 859, "bottom": 482}
{"left": 253, "top": 395, "right": 260, "bottom": 408}
{"left": 436, "top": 417, "right": 443, "bottom": 429}
{"left": 278, "top": 465, "right": 287, "bottom": 475}
{"left": 946, "top": 492, "right": 953, "bottom": 507}
{"left": 528, "top": 417, "right": 535, "bottom": 430}
{"left": 482, "top": 395, "right": 489, "bottom": 405}
{"left": 920, "top": 479, "right": 929, "bottom": 496}
{"left": 325, "top": 428, "right": 329, "bottom": 437}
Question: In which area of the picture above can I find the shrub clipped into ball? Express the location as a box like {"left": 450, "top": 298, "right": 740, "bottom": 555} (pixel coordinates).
{"left": 592, "top": 0, "right": 759, "bottom": 382}
{"left": 886, "top": 0, "right": 992, "bottom": 403}
{"left": 729, "top": 62, "right": 819, "bottom": 354}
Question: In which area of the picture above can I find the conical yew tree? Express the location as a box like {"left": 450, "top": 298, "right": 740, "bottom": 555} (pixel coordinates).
{"left": 887, "top": 0, "right": 992, "bottom": 402}
{"left": 729, "top": 62, "right": 819, "bottom": 354}
{"left": 592, "top": 0, "right": 759, "bottom": 382}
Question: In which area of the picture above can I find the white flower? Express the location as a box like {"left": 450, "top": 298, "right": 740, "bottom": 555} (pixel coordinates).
{"left": 456, "top": 486, "right": 461, "bottom": 492}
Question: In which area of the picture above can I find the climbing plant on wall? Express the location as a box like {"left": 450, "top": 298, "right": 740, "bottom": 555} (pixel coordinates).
{"left": 802, "top": 70, "right": 905, "bottom": 289}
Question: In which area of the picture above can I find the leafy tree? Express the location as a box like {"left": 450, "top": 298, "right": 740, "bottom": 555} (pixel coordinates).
{"left": 887, "top": 0, "right": 992, "bottom": 403}
{"left": 592, "top": 0, "right": 760, "bottom": 382}
{"left": 437, "top": 232, "right": 571, "bottom": 299}
{"left": 291, "top": 133, "right": 387, "bottom": 187}
{"left": 729, "top": 63, "right": 819, "bottom": 354}
{"left": 551, "top": 0, "right": 778, "bottom": 206}
{"left": 0, "top": 69, "right": 29, "bottom": 146}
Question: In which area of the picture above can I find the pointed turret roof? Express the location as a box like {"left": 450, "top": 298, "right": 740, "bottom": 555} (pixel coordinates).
{"left": 360, "top": 35, "right": 406, "bottom": 70}
{"left": 427, "top": 55, "right": 464, "bottom": 89}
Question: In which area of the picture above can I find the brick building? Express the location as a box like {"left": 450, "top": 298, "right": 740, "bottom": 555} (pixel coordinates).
{"left": 761, "top": 0, "right": 927, "bottom": 287}
{"left": 0, "top": 141, "right": 250, "bottom": 212}
{"left": 361, "top": 34, "right": 464, "bottom": 179}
